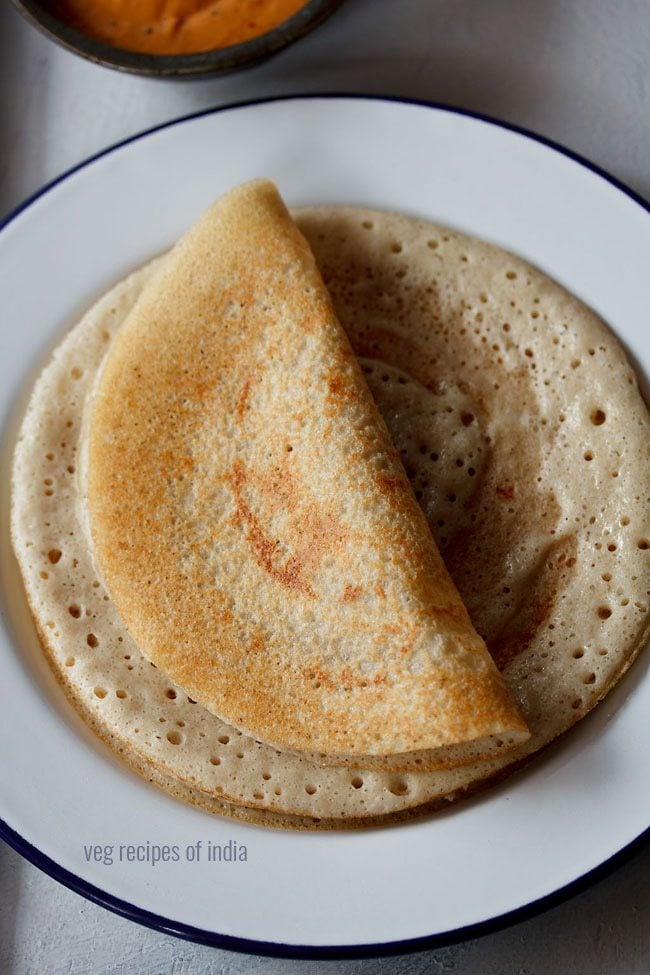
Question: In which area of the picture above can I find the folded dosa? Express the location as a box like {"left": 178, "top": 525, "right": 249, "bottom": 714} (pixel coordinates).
{"left": 84, "top": 180, "right": 528, "bottom": 767}
{"left": 11, "top": 195, "right": 648, "bottom": 825}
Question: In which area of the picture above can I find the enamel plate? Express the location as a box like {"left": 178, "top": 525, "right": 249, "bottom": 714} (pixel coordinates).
{"left": 1, "top": 96, "right": 648, "bottom": 956}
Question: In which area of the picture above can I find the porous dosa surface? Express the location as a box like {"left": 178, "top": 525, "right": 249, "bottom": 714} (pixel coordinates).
{"left": 298, "top": 207, "right": 649, "bottom": 747}
{"left": 11, "top": 204, "right": 649, "bottom": 825}
{"left": 84, "top": 181, "right": 526, "bottom": 767}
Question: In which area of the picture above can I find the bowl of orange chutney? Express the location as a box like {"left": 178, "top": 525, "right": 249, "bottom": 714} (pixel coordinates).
{"left": 13, "top": 0, "right": 344, "bottom": 76}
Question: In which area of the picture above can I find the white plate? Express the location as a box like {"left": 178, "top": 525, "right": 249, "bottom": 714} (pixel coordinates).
{"left": 1, "top": 96, "right": 648, "bottom": 956}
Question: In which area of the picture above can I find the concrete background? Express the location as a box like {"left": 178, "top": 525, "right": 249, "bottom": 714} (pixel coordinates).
{"left": 1, "top": 1, "right": 649, "bottom": 971}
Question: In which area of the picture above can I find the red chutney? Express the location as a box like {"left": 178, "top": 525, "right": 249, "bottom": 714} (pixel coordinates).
{"left": 49, "top": 0, "right": 311, "bottom": 55}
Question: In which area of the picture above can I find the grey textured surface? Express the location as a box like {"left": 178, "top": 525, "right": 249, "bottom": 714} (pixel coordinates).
{"left": 1, "top": 0, "right": 649, "bottom": 971}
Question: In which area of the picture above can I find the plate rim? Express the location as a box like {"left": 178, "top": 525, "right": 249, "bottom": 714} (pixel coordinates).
{"left": 1, "top": 93, "right": 649, "bottom": 958}
{"left": 2, "top": 93, "right": 648, "bottom": 232}
{"left": 1, "top": 817, "right": 647, "bottom": 960}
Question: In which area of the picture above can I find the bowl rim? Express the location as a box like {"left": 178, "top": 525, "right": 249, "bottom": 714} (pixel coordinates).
{"left": 11, "top": 0, "right": 344, "bottom": 77}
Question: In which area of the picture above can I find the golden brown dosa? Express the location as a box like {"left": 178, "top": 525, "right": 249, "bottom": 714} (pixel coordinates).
{"left": 83, "top": 180, "right": 528, "bottom": 769}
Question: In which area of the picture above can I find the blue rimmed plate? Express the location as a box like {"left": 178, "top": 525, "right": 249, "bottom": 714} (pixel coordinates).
{"left": 1, "top": 96, "right": 648, "bottom": 957}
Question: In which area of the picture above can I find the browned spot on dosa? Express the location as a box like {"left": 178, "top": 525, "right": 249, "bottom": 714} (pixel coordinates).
{"left": 327, "top": 372, "right": 353, "bottom": 403}
{"left": 343, "top": 585, "right": 363, "bottom": 602}
{"left": 229, "top": 460, "right": 348, "bottom": 597}
{"left": 496, "top": 483, "right": 515, "bottom": 501}
{"left": 304, "top": 664, "right": 387, "bottom": 692}
{"left": 374, "top": 473, "right": 414, "bottom": 511}
{"left": 326, "top": 360, "right": 361, "bottom": 406}
{"left": 235, "top": 378, "right": 251, "bottom": 419}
